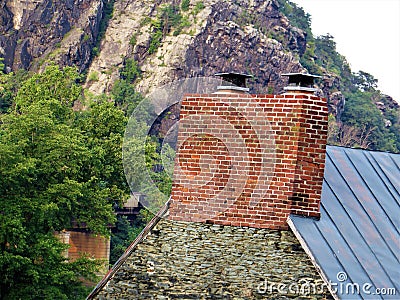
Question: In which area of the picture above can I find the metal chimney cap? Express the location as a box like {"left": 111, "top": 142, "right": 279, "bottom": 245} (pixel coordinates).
{"left": 215, "top": 72, "right": 253, "bottom": 88}
{"left": 281, "top": 73, "right": 321, "bottom": 93}
{"left": 281, "top": 72, "right": 321, "bottom": 77}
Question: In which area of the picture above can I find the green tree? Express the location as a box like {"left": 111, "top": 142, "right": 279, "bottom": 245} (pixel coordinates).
{"left": 145, "top": 138, "right": 174, "bottom": 196}
{"left": 74, "top": 98, "right": 129, "bottom": 206}
{"left": 327, "top": 113, "right": 339, "bottom": 145}
{"left": 0, "top": 102, "right": 102, "bottom": 299}
{"left": 148, "top": 4, "right": 187, "bottom": 53}
{"left": 0, "top": 57, "right": 4, "bottom": 72}
{"left": 0, "top": 66, "right": 128, "bottom": 299}
{"left": 0, "top": 69, "right": 29, "bottom": 113}
{"left": 14, "top": 65, "right": 82, "bottom": 110}
{"left": 341, "top": 90, "right": 398, "bottom": 152}
{"left": 352, "top": 70, "right": 378, "bottom": 92}
{"left": 120, "top": 58, "right": 141, "bottom": 84}
{"left": 110, "top": 215, "right": 144, "bottom": 264}
{"left": 181, "top": 0, "right": 190, "bottom": 11}
{"left": 111, "top": 79, "right": 144, "bottom": 116}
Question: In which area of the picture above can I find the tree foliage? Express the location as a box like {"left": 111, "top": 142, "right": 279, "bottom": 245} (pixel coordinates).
{"left": 148, "top": 4, "right": 191, "bottom": 53}
{"left": 0, "top": 66, "right": 129, "bottom": 299}
{"left": 181, "top": 0, "right": 190, "bottom": 12}
{"left": 111, "top": 79, "right": 144, "bottom": 116}
{"left": 352, "top": 70, "right": 378, "bottom": 92}
{"left": 341, "top": 90, "right": 399, "bottom": 152}
{"left": 110, "top": 215, "right": 144, "bottom": 265}
{"left": 0, "top": 69, "right": 29, "bottom": 113}
{"left": 119, "top": 58, "right": 141, "bottom": 84}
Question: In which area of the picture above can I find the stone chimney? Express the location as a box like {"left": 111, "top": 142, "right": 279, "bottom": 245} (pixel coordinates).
{"left": 169, "top": 73, "right": 328, "bottom": 229}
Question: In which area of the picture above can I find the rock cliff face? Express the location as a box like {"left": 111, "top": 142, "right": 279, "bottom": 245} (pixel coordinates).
{"left": 83, "top": 0, "right": 307, "bottom": 95}
{"left": 83, "top": 0, "right": 163, "bottom": 94}
{"left": 178, "top": 0, "right": 306, "bottom": 94}
{"left": 0, "top": 0, "right": 308, "bottom": 94}
{"left": 0, "top": 0, "right": 346, "bottom": 114}
{"left": 0, "top": 0, "right": 102, "bottom": 72}
{"left": 321, "top": 74, "right": 346, "bottom": 118}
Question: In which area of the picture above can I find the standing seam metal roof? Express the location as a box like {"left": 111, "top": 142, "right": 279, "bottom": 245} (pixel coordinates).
{"left": 288, "top": 145, "right": 400, "bottom": 299}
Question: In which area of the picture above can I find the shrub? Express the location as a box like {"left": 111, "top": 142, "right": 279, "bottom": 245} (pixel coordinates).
{"left": 181, "top": 0, "right": 190, "bottom": 11}
{"left": 88, "top": 71, "right": 99, "bottom": 82}
{"left": 129, "top": 35, "right": 137, "bottom": 46}
{"left": 193, "top": 1, "right": 205, "bottom": 15}
{"left": 120, "top": 59, "right": 141, "bottom": 83}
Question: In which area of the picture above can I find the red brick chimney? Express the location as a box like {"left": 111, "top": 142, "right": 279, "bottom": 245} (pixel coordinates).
{"left": 169, "top": 73, "right": 328, "bottom": 229}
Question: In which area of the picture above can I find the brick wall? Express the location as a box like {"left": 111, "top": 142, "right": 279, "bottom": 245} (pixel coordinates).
{"left": 169, "top": 93, "right": 328, "bottom": 229}
{"left": 68, "top": 231, "right": 110, "bottom": 267}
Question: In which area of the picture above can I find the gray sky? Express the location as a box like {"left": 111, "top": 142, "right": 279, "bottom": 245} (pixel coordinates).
{"left": 290, "top": 0, "right": 400, "bottom": 102}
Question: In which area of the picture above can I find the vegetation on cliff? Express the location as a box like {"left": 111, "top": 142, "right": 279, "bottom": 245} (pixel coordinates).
{"left": 278, "top": 0, "right": 400, "bottom": 152}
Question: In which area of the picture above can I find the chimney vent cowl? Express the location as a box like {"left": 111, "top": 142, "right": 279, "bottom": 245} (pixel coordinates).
{"left": 281, "top": 73, "right": 321, "bottom": 94}
{"left": 215, "top": 72, "right": 253, "bottom": 94}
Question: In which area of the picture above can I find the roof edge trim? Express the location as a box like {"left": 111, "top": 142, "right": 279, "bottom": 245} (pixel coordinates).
{"left": 287, "top": 215, "right": 339, "bottom": 300}
{"left": 86, "top": 199, "right": 171, "bottom": 300}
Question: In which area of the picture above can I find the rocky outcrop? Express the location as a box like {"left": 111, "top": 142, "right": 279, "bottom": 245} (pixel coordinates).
{"left": 0, "top": 0, "right": 355, "bottom": 117}
{"left": 84, "top": 0, "right": 307, "bottom": 95}
{"left": 375, "top": 94, "right": 399, "bottom": 113}
{"left": 83, "top": 0, "right": 163, "bottom": 94}
{"left": 321, "top": 75, "right": 346, "bottom": 118}
{"left": 0, "top": 0, "right": 102, "bottom": 72}
{"left": 0, "top": 0, "right": 317, "bottom": 96}
{"left": 373, "top": 94, "right": 399, "bottom": 128}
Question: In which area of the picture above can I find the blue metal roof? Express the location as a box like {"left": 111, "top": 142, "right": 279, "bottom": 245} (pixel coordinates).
{"left": 288, "top": 145, "right": 400, "bottom": 299}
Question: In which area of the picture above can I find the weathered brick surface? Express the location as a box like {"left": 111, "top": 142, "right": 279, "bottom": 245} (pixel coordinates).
{"left": 94, "top": 219, "right": 332, "bottom": 299}
{"left": 170, "top": 93, "right": 328, "bottom": 229}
